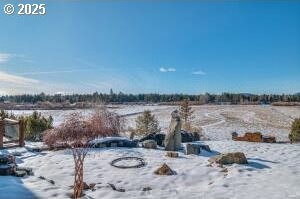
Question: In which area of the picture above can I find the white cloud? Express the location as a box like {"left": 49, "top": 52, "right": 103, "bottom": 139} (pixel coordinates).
{"left": 0, "top": 71, "right": 39, "bottom": 85}
{"left": 0, "top": 53, "right": 13, "bottom": 63}
{"left": 192, "top": 70, "right": 206, "bottom": 75}
{"left": 18, "top": 69, "right": 90, "bottom": 76}
{"left": 159, "top": 67, "right": 176, "bottom": 72}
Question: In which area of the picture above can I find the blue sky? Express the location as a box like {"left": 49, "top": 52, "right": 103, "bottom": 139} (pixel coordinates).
{"left": 0, "top": 1, "right": 299, "bottom": 95}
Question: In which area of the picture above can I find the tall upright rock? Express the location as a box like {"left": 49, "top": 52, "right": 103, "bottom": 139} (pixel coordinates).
{"left": 164, "top": 110, "right": 182, "bottom": 151}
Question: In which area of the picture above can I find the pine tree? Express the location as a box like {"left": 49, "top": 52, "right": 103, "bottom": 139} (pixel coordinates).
{"left": 179, "top": 99, "right": 194, "bottom": 131}
{"left": 135, "top": 110, "right": 160, "bottom": 136}
{"left": 289, "top": 118, "right": 300, "bottom": 143}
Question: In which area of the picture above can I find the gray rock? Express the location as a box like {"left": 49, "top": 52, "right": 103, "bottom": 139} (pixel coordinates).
{"left": 91, "top": 137, "right": 138, "bottom": 148}
{"left": 209, "top": 152, "right": 248, "bottom": 165}
{"left": 25, "top": 146, "right": 49, "bottom": 152}
{"left": 142, "top": 140, "right": 157, "bottom": 149}
{"left": 0, "top": 163, "right": 16, "bottom": 176}
{"left": 142, "top": 187, "right": 152, "bottom": 191}
{"left": 140, "top": 133, "right": 166, "bottom": 147}
{"left": 14, "top": 170, "right": 27, "bottom": 177}
{"left": 16, "top": 167, "right": 34, "bottom": 175}
{"left": 108, "top": 183, "right": 125, "bottom": 192}
{"left": 11, "top": 151, "right": 22, "bottom": 156}
{"left": 185, "top": 143, "right": 201, "bottom": 155}
{"left": 164, "top": 110, "right": 182, "bottom": 151}
{"left": 198, "top": 144, "right": 211, "bottom": 152}
{"left": 110, "top": 143, "right": 118, "bottom": 147}
{"left": 0, "top": 154, "right": 15, "bottom": 164}
{"left": 181, "top": 130, "right": 201, "bottom": 142}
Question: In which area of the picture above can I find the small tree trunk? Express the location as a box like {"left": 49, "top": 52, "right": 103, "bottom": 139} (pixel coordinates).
{"left": 73, "top": 155, "right": 84, "bottom": 198}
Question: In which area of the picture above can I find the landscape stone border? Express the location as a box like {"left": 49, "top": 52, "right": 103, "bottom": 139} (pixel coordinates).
{"left": 110, "top": 157, "right": 146, "bottom": 169}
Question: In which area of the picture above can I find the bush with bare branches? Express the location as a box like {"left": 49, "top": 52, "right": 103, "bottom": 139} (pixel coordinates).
{"left": 43, "top": 108, "right": 123, "bottom": 198}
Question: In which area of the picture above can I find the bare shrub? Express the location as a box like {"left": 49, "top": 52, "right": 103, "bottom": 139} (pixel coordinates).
{"left": 43, "top": 108, "right": 123, "bottom": 198}
{"left": 88, "top": 108, "right": 123, "bottom": 138}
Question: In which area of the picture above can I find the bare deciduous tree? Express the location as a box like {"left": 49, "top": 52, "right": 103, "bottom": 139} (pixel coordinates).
{"left": 43, "top": 108, "right": 123, "bottom": 198}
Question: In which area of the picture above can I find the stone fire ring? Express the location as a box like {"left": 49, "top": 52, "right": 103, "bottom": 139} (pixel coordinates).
{"left": 110, "top": 157, "right": 146, "bottom": 169}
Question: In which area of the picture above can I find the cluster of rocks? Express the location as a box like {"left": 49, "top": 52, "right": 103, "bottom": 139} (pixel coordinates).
{"left": 91, "top": 137, "right": 139, "bottom": 148}
{"left": 0, "top": 154, "right": 33, "bottom": 177}
{"left": 140, "top": 131, "right": 202, "bottom": 148}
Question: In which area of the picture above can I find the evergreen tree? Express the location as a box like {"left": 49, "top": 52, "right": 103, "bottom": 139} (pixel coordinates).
{"left": 135, "top": 110, "right": 160, "bottom": 136}
{"left": 289, "top": 118, "right": 300, "bottom": 143}
{"left": 179, "top": 99, "right": 194, "bottom": 131}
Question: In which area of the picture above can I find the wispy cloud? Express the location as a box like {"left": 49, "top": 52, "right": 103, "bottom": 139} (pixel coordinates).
{"left": 0, "top": 71, "right": 39, "bottom": 85}
{"left": 192, "top": 70, "right": 206, "bottom": 75}
{"left": 159, "top": 67, "right": 176, "bottom": 72}
{"left": 0, "top": 53, "right": 14, "bottom": 63}
{"left": 18, "top": 69, "right": 90, "bottom": 76}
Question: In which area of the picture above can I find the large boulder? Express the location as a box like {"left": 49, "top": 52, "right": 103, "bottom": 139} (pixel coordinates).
{"left": 164, "top": 110, "right": 182, "bottom": 151}
{"left": 209, "top": 152, "right": 248, "bottom": 165}
{"left": 142, "top": 140, "right": 157, "bottom": 149}
{"left": 154, "top": 163, "right": 176, "bottom": 175}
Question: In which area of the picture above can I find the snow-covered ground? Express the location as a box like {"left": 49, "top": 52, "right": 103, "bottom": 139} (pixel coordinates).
{"left": 1, "top": 105, "right": 300, "bottom": 199}
{"left": 1, "top": 141, "right": 300, "bottom": 199}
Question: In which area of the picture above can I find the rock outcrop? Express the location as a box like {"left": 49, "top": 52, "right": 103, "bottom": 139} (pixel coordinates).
{"left": 164, "top": 110, "right": 182, "bottom": 151}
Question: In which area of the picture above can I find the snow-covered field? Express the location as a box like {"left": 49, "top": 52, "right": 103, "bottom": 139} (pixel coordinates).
{"left": 10, "top": 105, "right": 299, "bottom": 141}
{"left": 1, "top": 105, "right": 300, "bottom": 199}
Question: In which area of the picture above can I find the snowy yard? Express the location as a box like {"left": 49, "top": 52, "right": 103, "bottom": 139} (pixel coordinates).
{"left": 1, "top": 141, "right": 300, "bottom": 199}
{"left": 1, "top": 105, "right": 300, "bottom": 199}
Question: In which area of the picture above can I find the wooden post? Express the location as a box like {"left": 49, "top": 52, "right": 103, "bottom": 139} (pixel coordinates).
{"left": 0, "top": 120, "right": 4, "bottom": 149}
{"left": 19, "top": 119, "right": 25, "bottom": 147}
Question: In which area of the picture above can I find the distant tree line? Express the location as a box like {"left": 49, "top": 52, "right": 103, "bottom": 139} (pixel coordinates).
{"left": 1, "top": 90, "right": 300, "bottom": 105}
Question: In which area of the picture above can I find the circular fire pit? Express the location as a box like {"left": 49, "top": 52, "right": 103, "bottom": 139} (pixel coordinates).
{"left": 110, "top": 157, "right": 146, "bottom": 169}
